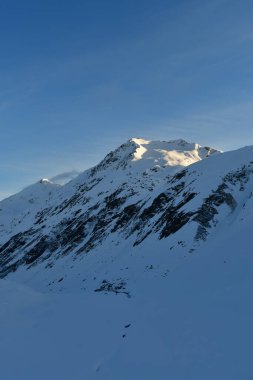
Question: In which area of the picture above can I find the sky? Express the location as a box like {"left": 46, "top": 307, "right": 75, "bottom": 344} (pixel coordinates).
{"left": 1, "top": 0, "right": 253, "bottom": 199}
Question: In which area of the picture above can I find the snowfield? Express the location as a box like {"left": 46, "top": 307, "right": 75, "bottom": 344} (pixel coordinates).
{"left": 0, "top": 138, "right": 253, "bottom": 379}
{"left": 2, "top": 224, "right": 253, "bottom": 380}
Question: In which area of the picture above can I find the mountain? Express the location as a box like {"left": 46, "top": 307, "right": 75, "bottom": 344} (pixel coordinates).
{"left": 0, "top": 137, "right": 221, "bottom": 287}
{"left": 2, "top": 138, "right": 253, "bottom": 379}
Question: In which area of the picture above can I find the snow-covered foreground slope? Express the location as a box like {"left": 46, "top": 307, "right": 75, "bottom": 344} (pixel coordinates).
{"left": 1, "top": 215, "right": 253, "bottom": 380}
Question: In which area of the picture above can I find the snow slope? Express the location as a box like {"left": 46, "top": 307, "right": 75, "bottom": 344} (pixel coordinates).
{"left": 0, "top": 179, "right": 61, "bottom": 242}
{"left": 1, "top": 215, "right": 253, "bottom": 380}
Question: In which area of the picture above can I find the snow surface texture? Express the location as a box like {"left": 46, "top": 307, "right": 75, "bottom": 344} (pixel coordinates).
{"left": 1, "top": 138, "right": 253, "bottom": 379}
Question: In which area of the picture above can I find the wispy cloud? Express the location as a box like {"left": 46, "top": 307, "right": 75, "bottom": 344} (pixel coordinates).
{"left": 50, "top": 170, "right": 80, "bottom": 184}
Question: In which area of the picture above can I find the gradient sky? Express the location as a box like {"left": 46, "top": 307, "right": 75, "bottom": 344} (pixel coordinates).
{"left": 1, "top": 0, "right": 253, "bottom": 199}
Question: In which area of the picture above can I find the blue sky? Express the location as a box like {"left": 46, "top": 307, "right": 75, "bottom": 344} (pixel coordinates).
{"left": 1, "top": 0, "right": 253, "bottom": 198}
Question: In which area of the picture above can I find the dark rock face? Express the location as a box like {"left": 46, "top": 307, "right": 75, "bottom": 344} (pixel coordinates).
{"left": 193, "top": 164, "right": 253, "bottom": 241}
{"left": 158, "top": 192, "right": 197, "bottom": 239}
{"left": 193, "top": 183, "right": 236, "bottom": 241}
{"left": 111, "top": 202, "right": 143, "bottom": 232}
{"left": 0, "top": 229, "right": 39, "bottom": 276}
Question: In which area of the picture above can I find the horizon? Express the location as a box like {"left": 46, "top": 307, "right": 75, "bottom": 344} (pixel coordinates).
{"left": 1, "top": 0, "right": 253, "bottom": 198}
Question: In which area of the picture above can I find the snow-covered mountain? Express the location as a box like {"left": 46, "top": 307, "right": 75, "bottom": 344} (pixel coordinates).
{"left": 0, "top": 138, "right": 220, "bottom": 285}
{"left": 2, "top": 137, "right": 253, "bottom": 379}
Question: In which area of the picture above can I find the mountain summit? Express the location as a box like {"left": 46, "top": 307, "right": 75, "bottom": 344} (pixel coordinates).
{"left": 89, "top": 137, "right": 221, "bottom": 174}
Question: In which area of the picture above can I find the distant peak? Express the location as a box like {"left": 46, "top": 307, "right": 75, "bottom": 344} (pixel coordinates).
{"left": 38, "top": 179, "right": 52, "bottom": 185}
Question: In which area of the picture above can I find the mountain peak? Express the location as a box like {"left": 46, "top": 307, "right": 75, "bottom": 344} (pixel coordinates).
{"left": 90, "top": 137, "right": 221, "bottom": 176}
{"left": 38, "top": 178, "right": 52, "bottom": 185}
